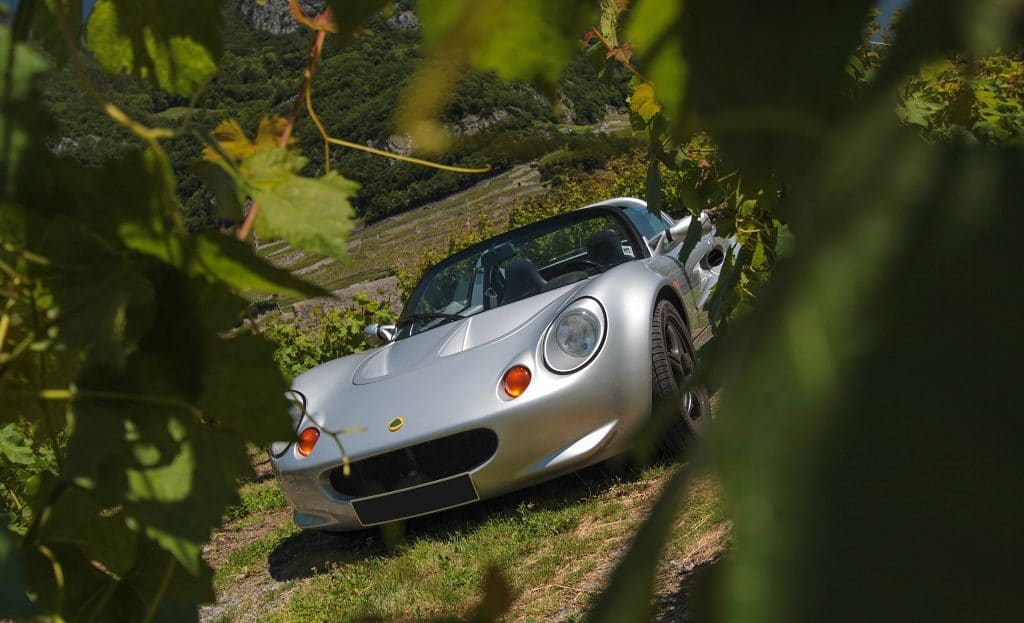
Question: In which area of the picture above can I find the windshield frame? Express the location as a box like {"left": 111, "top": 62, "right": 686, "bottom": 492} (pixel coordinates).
{"left": 396, "top": 206, "right": 649, "bottom": 338}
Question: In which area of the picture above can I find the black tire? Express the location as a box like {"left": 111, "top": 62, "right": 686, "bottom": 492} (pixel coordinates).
{"left": 650, "top": 300, "right": 711, "bottom": 456}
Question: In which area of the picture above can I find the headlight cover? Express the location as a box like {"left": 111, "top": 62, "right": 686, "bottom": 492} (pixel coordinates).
{"left": 270, "top": 390, "right": 307, "bottom": 458}
{"left": 544, "top": 297, "right": 606, "bottom": 373}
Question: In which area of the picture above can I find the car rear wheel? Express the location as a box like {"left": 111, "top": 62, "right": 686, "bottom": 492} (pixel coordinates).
{"left": 650, "top": 300, "right": 710, "bottom": 455}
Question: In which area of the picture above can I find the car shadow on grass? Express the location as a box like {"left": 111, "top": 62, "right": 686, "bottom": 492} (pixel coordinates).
{"left": 651, "top": 556, "right": 723, "bottom": 623}
{"left": 266, "top": 458, "right": 660, "bottom": 582}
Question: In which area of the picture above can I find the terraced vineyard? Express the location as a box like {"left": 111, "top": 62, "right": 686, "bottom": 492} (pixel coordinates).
{"left": 255, "top": 163, "right": 543, "bottom": 313}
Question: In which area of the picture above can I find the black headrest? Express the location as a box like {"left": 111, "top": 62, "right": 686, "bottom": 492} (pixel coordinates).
{"left": 587, "top": 229, "right": 626, "bottom": 267}
{"left": 500, "top": 258, "right": 546, "bottom": 304}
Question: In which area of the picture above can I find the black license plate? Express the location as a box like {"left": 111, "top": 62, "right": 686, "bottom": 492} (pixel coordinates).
{"left": 352, "top": 474, "right": 478, "bottom": 526}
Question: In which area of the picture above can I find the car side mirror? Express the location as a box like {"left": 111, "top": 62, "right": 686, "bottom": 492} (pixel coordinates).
{"left": 652, "top": 213, "right": 712, "bottom": 256}
{"left": 363, "top": 323, "right": 396, "bottom": 347}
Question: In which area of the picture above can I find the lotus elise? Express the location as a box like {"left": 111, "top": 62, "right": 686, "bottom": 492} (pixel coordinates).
{"left": 269, "top": 198, "right": 734, "bottom": 531}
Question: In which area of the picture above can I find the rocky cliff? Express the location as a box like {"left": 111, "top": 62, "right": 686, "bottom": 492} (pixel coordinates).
{"left": 237, "top": 0, "right": 326, "bottom": 34}
{"left": 237, "top": 1, "right": 419, "bottom": 34}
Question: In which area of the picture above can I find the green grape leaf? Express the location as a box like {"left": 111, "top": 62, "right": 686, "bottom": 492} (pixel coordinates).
{"left": 61, "top": 379, "right": 122, "bottom": 488}
{"left": 191, "top": 159, "right": 244, "bottom": 221}
{"left": 0, "top": 525, "right": 35, "bottom": 619}
{"left": 630, "top": 81, "right": 662, "bottom": 123}
{"left": 419, "top": 0, "right": 592, "bottom": 86}
{"left": 125, "top": 426, "right": 251, "bottom": 577}
{"left": 85, "top": 0, "right": 224, "bottom": 97}
{"left": 325, "top": 0, "right": 392, "bottom": 45}
{"left": 121, "top": 538, "right": 215, "bottom": 616}
{"left": 122, "top": 416, "right": 206, "bottom": 574}
{"left": 193, "top": 281, "right": 293, "bottom": 445}
{"left": 625, "top": 0, "right": 688, "bottom": 127}
{"left": 191, "top": 232, "right": 330, "bottom": 299}
{"left": 0, "top": 423, "right": 37, "bottom": 465}
{"left": 0, "top": 27, "right": 53, "bottom": 204}
{"left": 681, "top": 0, "right": 873, "bottom": 179}
{"left": 120, "top": 225, "right": 330, "bottom": 299}
{"left": 43, "top": 486, "right": 138, "bottom": 577}
{"left": 245, "top": 148, "right": 358, "bottom": 260}
{"left": 404, "top": 0, "right": 593, "bottom": 149}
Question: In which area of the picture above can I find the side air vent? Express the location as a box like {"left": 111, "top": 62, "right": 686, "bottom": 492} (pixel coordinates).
{"left": 703, "top": 247, "right": 725, "bottom": 268}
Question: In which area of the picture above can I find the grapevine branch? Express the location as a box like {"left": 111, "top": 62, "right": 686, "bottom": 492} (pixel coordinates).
{"left": 237, "top": 4, "right": 491, "bottom": 241}
{"left": 586, "top": 27, "right": 647, "bottom": 82}
{"left": 37, "top": 544, "right": 65, "bottom": 614}
{"left": 141, "top": 555, "right": 176, "bottom": 623}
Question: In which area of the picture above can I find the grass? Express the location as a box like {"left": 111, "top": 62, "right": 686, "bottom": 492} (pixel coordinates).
{"left": 223, "top": 480, "right": 289, "bottom": 522}
{"left": 208, "top": 462, "right": 728, "bottom": 622}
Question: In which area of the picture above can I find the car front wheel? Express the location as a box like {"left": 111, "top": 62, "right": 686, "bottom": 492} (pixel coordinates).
{"left": 650, "top": 300, "right": 711, "bottom": 455}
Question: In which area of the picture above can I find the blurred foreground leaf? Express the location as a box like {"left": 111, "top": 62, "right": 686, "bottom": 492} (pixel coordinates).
{"left": 588, "top": 466, "right": 692, "bottom": 623}
{"left": 711, "top": 104, "right": 1024, "bottom": 622}
{"left": 85, "top": 0, "right": 224, "bottom": 97}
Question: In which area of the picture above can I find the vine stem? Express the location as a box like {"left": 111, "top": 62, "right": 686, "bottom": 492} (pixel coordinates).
{"left": 28, "top": 288, "right": 62, "bottom": 471}
{"left": 141, "top": 555, "right": 176, "bottom": 623}
{"left": 237, "top": 4, "right": 491, "bottom": 241}
{"left": 587, "top": 27, "right": 648, "bottom": 82}
{"left": 0, "top": 303, "right": 13, "bottom": 358}
{"left": 39, "top": 388, "right": 204, "bottom": 421}
{"left": 20, "top": 479, "right": 69, "bottom": 550}
{"left": 236, "top": 15, "right": 330, "bottom": 242}
{"left": 38, "top": 544, "right": 66, "bottom": 613}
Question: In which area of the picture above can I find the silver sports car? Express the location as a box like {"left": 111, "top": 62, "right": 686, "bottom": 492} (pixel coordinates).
{"left": 269, "top": 198, "right": 734, "bottom": 531}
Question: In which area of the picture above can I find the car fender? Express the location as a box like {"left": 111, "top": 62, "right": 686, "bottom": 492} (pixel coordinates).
{"left": 563, "top": 259, "right": 690, "bottom": 449}
{"left": 291, "top": 351, "right": 375, "bottom": 428}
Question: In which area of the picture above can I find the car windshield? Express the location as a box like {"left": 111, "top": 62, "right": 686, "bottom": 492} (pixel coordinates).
{"left": 397, "top": 211, "right": 641, "bottom": 338}
{"left": 619, "top": 205, "right": 673, "bottom": 243}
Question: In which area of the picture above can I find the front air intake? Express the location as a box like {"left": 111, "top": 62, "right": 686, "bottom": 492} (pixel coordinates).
{"left": 329, "top": 429, "right": 498, "bottom": 498}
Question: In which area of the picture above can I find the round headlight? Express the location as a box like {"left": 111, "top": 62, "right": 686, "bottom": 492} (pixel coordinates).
{"left": 555, "top": 312, "right": 600, "bottom": 357}
{"left": 544, "top": 298, "right": 606, "bottom": 373}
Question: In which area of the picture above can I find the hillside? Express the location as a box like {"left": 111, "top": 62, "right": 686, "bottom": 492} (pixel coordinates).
{"left": 40, "top": 0, "right": 632, "bottom": 230}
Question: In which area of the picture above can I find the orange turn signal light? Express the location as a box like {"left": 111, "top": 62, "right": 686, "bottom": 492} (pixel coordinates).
{"left": 297, "top": 427, "right": 320, "bottom": 457}
{"left": 502, "top": 365, "right": 532, "bottom": 398}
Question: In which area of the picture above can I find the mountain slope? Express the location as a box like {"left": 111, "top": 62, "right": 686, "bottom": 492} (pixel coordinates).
{"left": 40, "top": 0, "right": 631, "bottom": 229}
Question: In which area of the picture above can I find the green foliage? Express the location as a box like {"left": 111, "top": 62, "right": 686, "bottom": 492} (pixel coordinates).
{"left": 898, "top": 52, "right": 1024, "bottom": 142}
{"left": 39, "top": 2, "right": 630, "bottom": 228}
{"left": 0, "top": 2, "right": 354, "bottom": 619}
{"left": 222, "top": 480, "right": 287, "bottom": 521}
{"left": 263, "top": 293, "right": 397, "bottom": 379}
{"left": 586, "top": 2, "right": 1024, "bottom": 623}
{"left": 86, "top": 0, "right": 224, "bottom": 97}
{"left": 0, "top": 423, "right": 56, "bottom": 530}
{"left": 4, "top": 0, "right": 1023, "bottom": 621}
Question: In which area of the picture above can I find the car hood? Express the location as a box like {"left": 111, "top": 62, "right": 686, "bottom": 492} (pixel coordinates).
{"left": 352, "top": 280, "right": 589, "bottom": 385}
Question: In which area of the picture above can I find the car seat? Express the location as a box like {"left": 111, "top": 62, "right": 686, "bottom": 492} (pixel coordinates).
{"left": 500, "top": 258, "right": 547, "bottom": 304}
{"left": 586, "top": 229, "right": 627, "bottom": 268}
